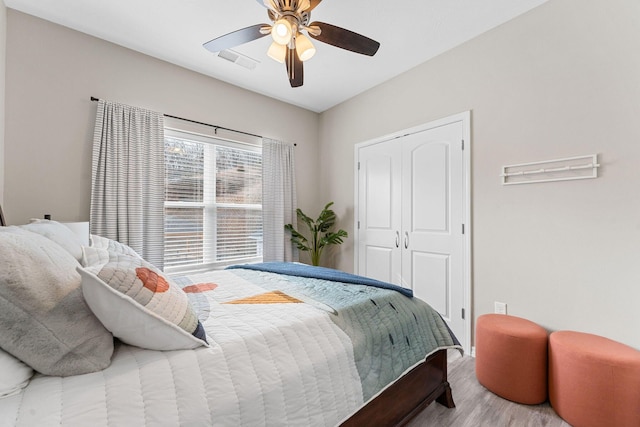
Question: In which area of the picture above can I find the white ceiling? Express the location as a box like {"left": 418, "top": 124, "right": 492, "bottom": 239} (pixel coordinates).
{"left": 5, "top": 0, "right": 548, "bottom": 113}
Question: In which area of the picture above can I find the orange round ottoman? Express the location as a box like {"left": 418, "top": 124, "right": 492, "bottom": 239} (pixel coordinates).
{"left": 475, "top": 314, "right": 548, "bottom": 404}
{"left": 549, "top": 331, "right": 640, "bottom": 427}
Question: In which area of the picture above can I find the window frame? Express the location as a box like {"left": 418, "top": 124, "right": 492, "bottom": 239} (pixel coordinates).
{"left": 163, "top": 127, "right": 263, "bottom": 275}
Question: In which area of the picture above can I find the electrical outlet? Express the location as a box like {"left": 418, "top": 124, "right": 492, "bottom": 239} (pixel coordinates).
{"left": 494, "top": 301, "right": 507, "bottom": 315}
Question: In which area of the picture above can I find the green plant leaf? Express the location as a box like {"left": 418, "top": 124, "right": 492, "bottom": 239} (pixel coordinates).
{"left": 284, "top": 202, "right": 348, "bottom": 265}
{"left": 285, "top": 223, "right": 310, "bottom": 251}
{"left": 296, "top": 208, "right": 314, "bottom": 230}
{"left": 319, "top": 229, "right": 348, "bottom": 247}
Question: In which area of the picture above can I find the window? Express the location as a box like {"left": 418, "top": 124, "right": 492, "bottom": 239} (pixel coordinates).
{"left": 164, "top": 128, "right": 262, "bottom": 273}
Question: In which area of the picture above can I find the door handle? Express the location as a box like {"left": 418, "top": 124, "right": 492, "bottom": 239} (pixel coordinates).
{"left": 404, "top": 231, "right": 409, "bottom": 249}
{"left": 395, "top": 231, "right": 400, "bottom": 248}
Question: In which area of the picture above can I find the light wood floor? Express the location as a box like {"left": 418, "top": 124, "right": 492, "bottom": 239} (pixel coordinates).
{"left": 407, "top": 351, "right": 572, "bottom": 427}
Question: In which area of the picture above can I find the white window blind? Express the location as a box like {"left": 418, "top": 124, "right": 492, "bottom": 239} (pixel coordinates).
{"left": 164, "top": 129, "right": 262, "bottom": 273}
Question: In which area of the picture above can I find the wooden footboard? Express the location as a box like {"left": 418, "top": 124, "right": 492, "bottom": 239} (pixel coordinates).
{"left": 341, "top": 349, "right": 454, "bottom": 427}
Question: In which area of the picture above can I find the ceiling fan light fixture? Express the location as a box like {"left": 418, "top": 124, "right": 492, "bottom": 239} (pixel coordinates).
{"left": 267, "top": 41, "right": 287, "bottom": 63}
{"left": 295, "top": 33, "right": 316, "bottom": 61}
{"left": 205, "top": 0, "right": 381, "bottom": 88}
{"left": 271, "top": 18, "right": 293, "bottom": 45}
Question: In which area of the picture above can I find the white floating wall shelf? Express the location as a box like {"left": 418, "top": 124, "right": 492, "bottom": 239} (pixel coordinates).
{"left": 501, "top": 154, "right": 600, "bottom": 185}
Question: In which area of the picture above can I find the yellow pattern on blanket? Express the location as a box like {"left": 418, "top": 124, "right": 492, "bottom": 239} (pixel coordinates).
{"left": 224, "top": 290, "right": 303, "bottom": 304}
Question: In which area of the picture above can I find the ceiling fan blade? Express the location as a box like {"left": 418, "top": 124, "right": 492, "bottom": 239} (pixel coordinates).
{"left": 307, "top": 0, "right": 322, "bottom": 12}
{"left": 203, "top": 24, "right": 269, "bottom": 53}
{"left": 308, "top": 21, "right": 380, "bottom": 56}
{"left": 286, "top": 47, "right": 304, "bottom": 87}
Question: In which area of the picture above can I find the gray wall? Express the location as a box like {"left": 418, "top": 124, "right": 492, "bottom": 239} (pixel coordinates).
{"left": 3, "top": 10, "right": 320, "bottom": 224}
{"left": 0, "top": 0, "right": 6, "bottom": 205}
{"left": 319, "top": 0, "right": 640, "bottom": 349}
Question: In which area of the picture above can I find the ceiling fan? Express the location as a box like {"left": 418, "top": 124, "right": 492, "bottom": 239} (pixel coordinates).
{"left": 203, "top": 0, "right": 381, "bottom": 88}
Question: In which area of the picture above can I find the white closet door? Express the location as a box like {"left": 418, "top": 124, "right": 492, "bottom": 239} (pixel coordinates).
{"left": 357, "top": 140, "right": 402, "bottom": 284}
{"left": 401, "top": 121, "right": 465, "bottom": 341}
{"left": 355, "top": 112, "right": 470, "bottom": 351}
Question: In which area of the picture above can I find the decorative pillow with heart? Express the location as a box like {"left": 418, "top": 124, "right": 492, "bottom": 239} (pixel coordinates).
{"left": 89, "top": 234, "right": 142, "bottom": 259}
{"left": 79, "top": 247, "right": 208, "bottom": 350}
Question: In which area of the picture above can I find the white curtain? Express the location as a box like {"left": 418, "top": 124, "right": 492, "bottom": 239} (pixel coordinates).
{"left": 262, "top": 139, "right": 297, "bottom": 262}
{"left": 90, "top": 100, "right": 165, "bottom": 269}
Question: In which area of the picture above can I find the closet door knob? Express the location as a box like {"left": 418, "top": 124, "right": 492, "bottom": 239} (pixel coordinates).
{"left": 395, "top": 231, "right": 400, "bottom": 248}
{"left": 404, "top": 231, "right": 409, "bottom": 249}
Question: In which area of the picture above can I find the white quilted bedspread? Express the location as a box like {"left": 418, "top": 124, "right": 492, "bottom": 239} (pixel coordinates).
{"left": 0, "top": 270, "right": 363, "bottom": 427}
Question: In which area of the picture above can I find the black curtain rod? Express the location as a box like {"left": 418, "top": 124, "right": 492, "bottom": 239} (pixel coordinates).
{"left": 90, "top": 96, "right": 274, "bottom": 142}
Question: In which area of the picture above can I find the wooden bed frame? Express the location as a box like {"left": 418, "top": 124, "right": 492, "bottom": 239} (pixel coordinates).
{"left": 341, "top": 349, "right": 454, "bottom": 426}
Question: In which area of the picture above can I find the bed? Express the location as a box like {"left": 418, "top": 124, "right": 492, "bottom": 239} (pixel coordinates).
{"left": 0, "top": 220, "right": 460, "bottom": 426}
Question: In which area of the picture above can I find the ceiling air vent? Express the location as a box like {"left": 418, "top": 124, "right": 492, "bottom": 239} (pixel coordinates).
{"left": 218, "top": 49, "right": 259, "bottom": 70}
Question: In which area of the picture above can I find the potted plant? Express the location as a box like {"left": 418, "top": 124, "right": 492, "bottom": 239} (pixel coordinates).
{"left": 284, "top": 202, "right": 348, "bottom": 266}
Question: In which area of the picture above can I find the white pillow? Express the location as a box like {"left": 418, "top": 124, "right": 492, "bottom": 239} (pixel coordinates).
{"left": 79, "top": 247, "right": 208, "bottom": 351}
{"left": 0, "top": 349, "right": 33, "bottom": 398}
{"left": 20, "top": 219, "right": 84, "bottom": 262}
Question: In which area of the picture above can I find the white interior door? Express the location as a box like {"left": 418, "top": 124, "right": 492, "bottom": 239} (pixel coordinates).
{"left": 355, "top": 112, "right": 470, "bottom": 352}
{"left": 357, "top": 140, "right": 401, "bottom": 284}
{"left": 401, "top": 122, "right": 465, "bottom": 346}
